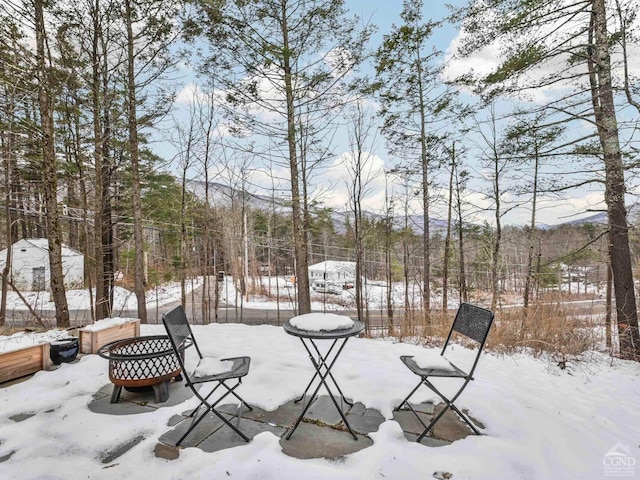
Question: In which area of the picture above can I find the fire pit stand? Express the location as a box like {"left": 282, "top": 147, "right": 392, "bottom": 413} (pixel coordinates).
{"left": 98, "top": 335, "right": 183, "bottom": 404}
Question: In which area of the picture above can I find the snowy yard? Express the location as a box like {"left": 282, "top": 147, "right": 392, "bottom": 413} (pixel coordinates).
{"left": 0, "top": 279, "right": 637, "bottom": 479}
{"left": 1, "top": 320, "right": 638, "bottom": 479}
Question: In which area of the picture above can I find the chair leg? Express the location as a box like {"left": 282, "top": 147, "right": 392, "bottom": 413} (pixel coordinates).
{"left": 416, "top": 404, "right": 448, "bottom": 442}
{"left": 209, "top": 407, "right": 250, "bottom": 442}
{"left": 207, "top": 382, "right": 251, "bottom": 442}
{"left": 176, "top": 379, "right": 251, "bottom": 446}
{"left": 396, "top": 376, "right": 482, "bottom": 443}
{"left": 416, "top": 401, "right": 480, "bottom": 442}
{"left": 176, "top": 405, "right": 213, "bottom": 446}
{"left": 414, "top": 378, "right": 481, "bottom": 442}
{"left": 196, "top": 380, "right": 252, "bottom": 413}
{"left": 394, "top": 380, "right": 423, "bottom": 412}
{"left": 448, "top": 403, "right": 481, "bottom": 435}
{"left": 220, "top": 379, "right": 253, "bottom": 411}
{"left": 176, "top": 403, "right": 250, "bottom": 447}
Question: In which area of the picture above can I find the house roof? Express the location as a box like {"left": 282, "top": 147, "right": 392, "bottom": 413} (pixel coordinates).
{"left": 308, "top": 260, "right": 356, "bottom": 273}
{"left": 10, "top": 238, "right": 83, "bottom": 257}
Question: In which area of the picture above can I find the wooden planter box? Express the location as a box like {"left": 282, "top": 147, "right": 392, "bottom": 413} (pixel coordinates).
{"left": 79, "top": 319, "right": 141, "bottom": 354}
{"left": 0, "top": 343, "right": 51, "bottom": 384}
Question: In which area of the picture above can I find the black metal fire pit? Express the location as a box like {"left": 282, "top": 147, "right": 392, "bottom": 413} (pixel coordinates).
{"left": 98, "top": 335, "right": 183, "bottom": 404}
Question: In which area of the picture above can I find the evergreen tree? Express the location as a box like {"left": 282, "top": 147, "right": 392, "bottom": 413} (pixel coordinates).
{"left": 190, "top": 0, "right": 372, "bottom": 314}
{"left": 455, "top": 0, "right": 640, "bottom": 359}
{"left": 373, "top": 0, "right": 463, "bottom": 318}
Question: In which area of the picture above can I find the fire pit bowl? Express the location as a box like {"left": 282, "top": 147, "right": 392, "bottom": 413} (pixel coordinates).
{"left": 98, "top": 335, "right": 183, "bottom": 404}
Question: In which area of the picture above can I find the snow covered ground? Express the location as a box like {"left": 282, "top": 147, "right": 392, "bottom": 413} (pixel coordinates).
{"left": 1, "top": 282, "right": 197, "bottom": 312}
{"left": 1, "top": 278, "right": 636, "bottom": 479}
{"left": 1, "top": 274, "right": 602, "bottom": 316}
{"left": 1, "top": 326, "right": 638, "bottom": 478}
{"left": 1, "top": 274, "right": 462, "bottom": 312}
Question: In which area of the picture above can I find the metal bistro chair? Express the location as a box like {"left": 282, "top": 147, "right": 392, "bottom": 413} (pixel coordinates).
{"left": 395, "top": 303, "right": 494, "bottom": 442}
{"left": 162, "top": 305, "right": 252, "bottom": 446}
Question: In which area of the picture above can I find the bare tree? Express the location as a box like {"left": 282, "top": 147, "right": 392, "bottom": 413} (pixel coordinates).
{"left": 344, "top": 101, "right": 379, "bottom": 330}
{"left": 454, "top": 165, "right": 469, "bottom": 303}
{"left": 473, "top": 104, "right": 515, "bottom": 311}
{"left": 383, "top": 174, "right": 395, "bottom": 334}
{"left": 501, "top": 117, "right": 563, "bottom": 318}
{"left": 194, "top": 87, "right": 223, "bottom": 324}
{"left": 172, "top": 94, "right": 200, "bottom": 309}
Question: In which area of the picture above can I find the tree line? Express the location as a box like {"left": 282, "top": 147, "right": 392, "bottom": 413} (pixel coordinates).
{"left": 0, "top": 0, "right": 638, "bottom": 359}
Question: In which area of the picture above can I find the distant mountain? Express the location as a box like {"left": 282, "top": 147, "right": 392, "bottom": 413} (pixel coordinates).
{"left": 186, "top": 179, "right": 289, "bottom": 212}
{"left": 187, "top": 178, "right": 637, "bottom": 233}
{"left": 560, "top": 211, "right": 608, "bottom": 227}
{"left": 546, "top": 202, "right": 639, "bottom": 229}
{"left": 186, "top": 179, "right": 452, "bottom": 235}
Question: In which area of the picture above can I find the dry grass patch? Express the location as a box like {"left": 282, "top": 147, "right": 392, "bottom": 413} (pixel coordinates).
{"left": 372, "top": 303, "right": 606, "bottom": 364}
{"left": 489, "top": 304, "right": 602, "bottom": 358}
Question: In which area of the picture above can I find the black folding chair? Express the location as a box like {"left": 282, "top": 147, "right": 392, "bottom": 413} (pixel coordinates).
{"left": 395, "top": 303, "right": 494, "bottom": 442}
{"left": 162, "top": 305, "right": 252, "bottom": 446}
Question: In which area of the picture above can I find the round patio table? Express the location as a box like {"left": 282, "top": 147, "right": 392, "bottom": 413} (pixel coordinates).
{"left": 283, "top": 317, "right": 364, "bottom": 440}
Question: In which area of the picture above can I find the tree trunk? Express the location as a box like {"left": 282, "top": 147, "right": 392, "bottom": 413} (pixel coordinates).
{"left": 124, "top": 0, "right": 147, "bottom": 323}
{"left": 201, "top": 95, "right": 215, "bottom": 325}
{"left": 443, "top": 143, "right": 455, "bottom": 312}
{"left": 523, "top": 142, "right": 539, "bottom": 319}
{"left": 99, "top": 77, "right": 115, "bottom": 318}
{"left": 385, "top": 201, "right": 394, "bottom": 335}
{"left": 180, "top": 168, "right": 187, "bottom": 309}
{"left": 91, "top": 0, "right": 105, "bottom": 321}
{"left": 281, "top": 4, "right": 310, "bottom": 314}
{"left": 456, "top": 169, "right": 468, "bottom": 303}
{"left": 416, "top": 48, "right": 431, "bottom": 321}
{"left": 34, "top": 0, "right": 70, "bottom": 327}
{"left": 354, "top": 170, "right": 365, "bottom": 330}
{"left": 606, "top": 244, "right": 613, "bottom": 349}
{"left": 1, "top": 194, "right": 10, "bottom": 326}
{"left": 491, "top": 135, "right": 501, "bottom": 311}
{"left": 589, "top": 0, "right": 639, "bottom": 359}
{"left": 91, "top": 0, "right": 114, "bottom": 320}
{"left": 1, "top": 87, "right": 15, "bottom": 326}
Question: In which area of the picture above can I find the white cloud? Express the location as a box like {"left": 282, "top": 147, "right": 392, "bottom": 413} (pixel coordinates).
{"left": 324, "top": 46, "right": 356, "bottom": 78}
{"left": 440, "top": 1, "right": 640, "bottom": 104}
{"left": 318, "top": 151, "right": 389, "bottom": 211}
{"left": 443, "top": 32, "right": 500, "bottom": 83}
{"left": 174, "top": 83, "right": 222, "bottom": 105}
{"left": 491, "top": 191, "right": 607, "bottom": 226}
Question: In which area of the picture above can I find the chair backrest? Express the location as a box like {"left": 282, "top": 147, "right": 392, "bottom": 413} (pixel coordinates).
{"left": 162, "top": 305, "right": 203, "bottom": 366}
{"left": 442, "top": 303, "right": 494, "bottom": 373}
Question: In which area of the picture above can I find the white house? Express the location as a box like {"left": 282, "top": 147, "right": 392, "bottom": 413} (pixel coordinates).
{"left": 309, "top": 261, "right": 356, "bottom": 293}
{"left": 0, "top": 238, "right": 84, "bottom": 291}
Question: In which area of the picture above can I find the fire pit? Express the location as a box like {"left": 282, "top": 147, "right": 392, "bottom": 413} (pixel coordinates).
{"left": 98, "top": 335, "right": 183, "bottom": 404}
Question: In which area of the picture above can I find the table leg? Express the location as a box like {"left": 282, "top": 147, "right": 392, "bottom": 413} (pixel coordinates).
{"left": 286, "top": 337, "right": 358, "bottom": 440}
{"left": 293, "top": 338, "right": 339, "bottom": 403}
{"left": 309, "top": 339, "right": 354, "bottom": 408}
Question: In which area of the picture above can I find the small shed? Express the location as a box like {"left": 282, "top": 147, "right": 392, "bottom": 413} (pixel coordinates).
{"left": 0, "top": 238, "right": 84, "bottom": 291}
